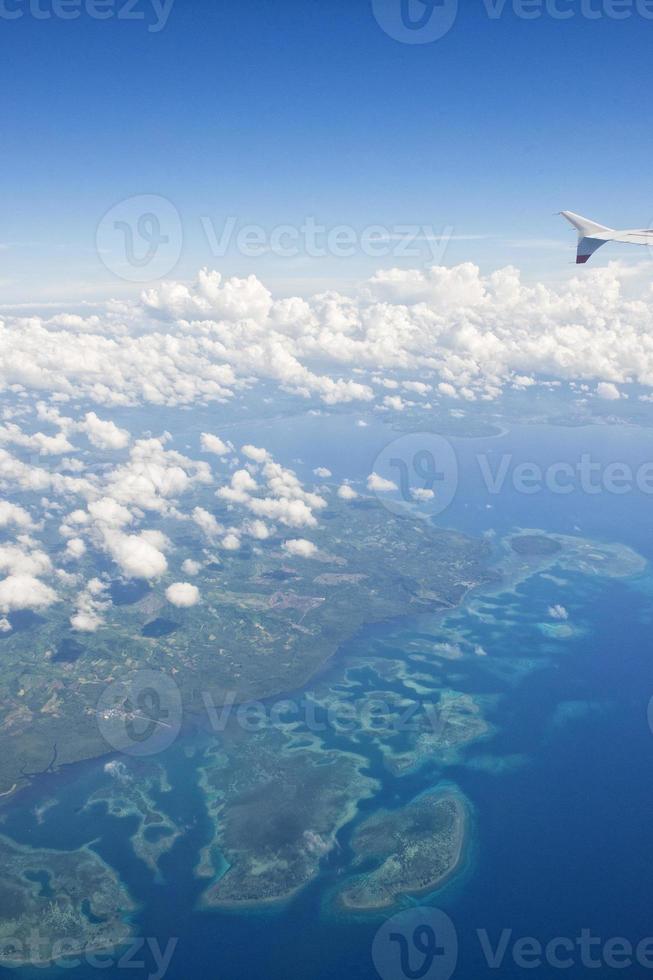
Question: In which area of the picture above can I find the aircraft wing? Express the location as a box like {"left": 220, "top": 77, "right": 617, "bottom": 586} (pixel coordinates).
{"left": 610, "top": 229, "right": 653, "bottom": 246}
{"left": 561, "top": 211, "right": 653, "bottom": 264}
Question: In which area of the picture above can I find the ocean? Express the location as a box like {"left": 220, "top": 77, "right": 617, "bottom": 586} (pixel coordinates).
{"left": 2, "top": 415, "right": 653, "bottom": 980}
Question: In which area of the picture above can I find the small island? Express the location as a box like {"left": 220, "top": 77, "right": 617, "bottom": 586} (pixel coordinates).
{"left": 197, "top": 735, "right": 378, "bottom": 909}
{"left": 338, "top": 788, "right": 468, "bottom": 911}
{"left": 0, "top": 834, "right": 135, "bottom": 967}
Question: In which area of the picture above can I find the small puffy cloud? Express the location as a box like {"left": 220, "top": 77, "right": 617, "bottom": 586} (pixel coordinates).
{"left": 247, "top": 496, "right": 317, "bottom": 528}
{"left": 86, "top": 577, "right": 107, "bottom": 596}
{"left": 313, "top": 467, "right": 332, "bottom": 478}
{"left": 140, "top": 529, "right": 170, "bottom": 552}
{"left": 549, "top": 604, "right": 569, "bottom": 620}
{"left": 143, "top": 268, "right": 273, "bottom": 322}
{"left": 412, "top": 488, "right": 434, "bottom": 501}
{"left": 192, "top": 506, "right": 223, "bottom": 539}
{"left": 0, "top": 617, "right": 11, "bottom": 633}
{"left": 0, "top": 422, "right": 74, "bottom": 456}
{"left": 0, "top": 574, "right": 57, "bottom": 613}
{"left": 0, "top": 501, "right": 33, "bottom": 529}
{"left": 222, "top": 533, "right": 241, "bottom": 551}
{"left": 337, "top": 484, "right": 358, "bottom": 501}
{"left": 367, "top": 473, "right": 398, "bottom": 492}
{"left": 596, "top": 382, "right": 621, "bottom": 401}
{"left": 242, "top": 444, "right": 269, "bottom": 463}
{"left": 88, "top": 497, "right": 133, "bottom": 529}
{"left": 103, "top": 531, "right": 168, "bottom": 580}
{"left": 438, "top": 382, "right": 457, "bottom": 398}
{"left": 201, "top": 432, "right": 230, "bottom": 456}
{"left": 0, "top": 543, "right": 52, "bottom": 578}
{"left": 60, "top": 457, "right": 86, "bottom": 473}
{"left": 70, "top": 578, "right": 109, "bottom": 631}
{"left": 67, "top": 509, "right": 91, "bottom": 526}
{"left": 244, "top": 519, "right": 271, "bottom": 540}
{"left": 233, "top": 469, "right": 259, "bottom": 493}
{"left": 65, "top": 537, "right": 86, "bottom": 559}
{"left": 82, "top": 412, "right": 130, "bottom": 450}
{"left": 217, "top": 469, "right": 258, "bottom": 504}
{"left": 70, "top": 611, "right": 103, "bottom": 632}
{"left": 181, "top": 558, "right": 201, "bottom": 575}
{"left": 165, "top": 582, "right": 200, "bottom": 607}
{"left": 403, "top": 381, "right": 430, "bottom": 395}
{"left": 383, "top": 395, "right": 406, "bottom": 412}
{"left": 282, "top": 538, "right": 317, "bottom": 558}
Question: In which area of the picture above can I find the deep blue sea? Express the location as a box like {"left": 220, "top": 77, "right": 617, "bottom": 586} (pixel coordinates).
{"left": 3, "top": 416, "right": 653, "bottom": 980}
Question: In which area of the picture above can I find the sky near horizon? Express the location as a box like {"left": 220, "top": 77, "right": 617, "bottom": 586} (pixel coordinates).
{"left": 2, "top": 0, "right": 653, "bottom": 303}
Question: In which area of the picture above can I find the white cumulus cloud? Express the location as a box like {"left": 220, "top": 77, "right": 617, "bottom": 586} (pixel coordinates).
{"left": 367, "top": 473, "right": 398, "bottom": 492}
{"left": 283, "top": 538, "right": 317, "bottom": 558}
{"left": 0, "top": 574, "right": 57, "bottom": 613}
{"left": 82, "top": 412, "right": 131, "bottom": 450}
{"left": 165, "top": 582, "right": 200, "bottom": 607}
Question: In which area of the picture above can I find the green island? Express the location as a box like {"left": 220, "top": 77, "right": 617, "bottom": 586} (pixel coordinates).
{"left": 337, "top": 788, "right": 469, "bottom": 911}
{"left": 0, "top": 834, "right": 135, "bottom": 967}
{"left": 196, "top": 731, "right": 378, "bottom": 909}
{"left": 0, "top": 502, "right": 494, "bottom": 800}
{"left": 497, "top": 531, "right": 646, "bottom": 590}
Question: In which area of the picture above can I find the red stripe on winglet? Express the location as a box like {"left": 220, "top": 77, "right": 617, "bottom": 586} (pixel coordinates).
{"left": 577, "top": 255, "right": 590, "bottom": 264}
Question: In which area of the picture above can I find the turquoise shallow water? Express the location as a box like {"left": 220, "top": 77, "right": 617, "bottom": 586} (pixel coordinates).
{"left": 3, "top": 419, "right": 653, "bottom": 979}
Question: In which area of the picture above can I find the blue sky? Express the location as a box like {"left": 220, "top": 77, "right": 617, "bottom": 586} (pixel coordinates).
{"left": 2, "top": 0, "right": 653, "bottom": 302}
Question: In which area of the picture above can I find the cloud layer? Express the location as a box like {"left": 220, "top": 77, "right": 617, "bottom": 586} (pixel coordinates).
{"left": 2, "top": 261, "right": 653, "bottom": 409}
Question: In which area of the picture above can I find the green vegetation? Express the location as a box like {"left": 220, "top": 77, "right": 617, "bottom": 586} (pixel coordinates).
{"left": 338, "top": 788, "right": 468, "bottom": 911}
{"left": 197, "top": 732, "right": 378, "bottom": 908}
{"left": 0, "top": 503, "right": 493, "bottom": 799}
{"left": 0, "top": 835, "right": 135, "bottom": 967}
